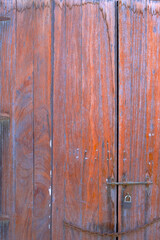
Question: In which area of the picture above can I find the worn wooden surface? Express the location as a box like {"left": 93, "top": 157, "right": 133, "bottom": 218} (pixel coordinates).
{"left": 0, "top": 0, "right": 16, "bottom": 239}
{"left": 33, "top": 6, "right": 52, "bottom": 240}
{"left": 15, "top": 6, "right": 34, "bottom": 239}
{"left": 52, "top": 0, "right": 116, "bottom": 239}
{"left": 0, "top": 1, "right": 52, "bottom": 239}
{"left": 145, "top": 1, "right": 160, "bottom": 239}
{"left": 0, "top": 119, "right": 10, "bottom": 240}
{"left": 0, "top": 0, "right": 160, "bottom": 239}
{"left": 119, "top": 0, "right": 160, "bottom": 239}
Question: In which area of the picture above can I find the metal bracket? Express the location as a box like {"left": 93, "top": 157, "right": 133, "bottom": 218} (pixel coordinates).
{"left": 106, "top": 180, "right": 153, "bottom": 186}
{"left": 0, "top": 17, "right": 10, "bottom": 22}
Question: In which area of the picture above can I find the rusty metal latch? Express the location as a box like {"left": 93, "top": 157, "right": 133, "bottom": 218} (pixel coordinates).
{"left": 106, "top": 180, "right": 153, "bottom": 187}
{"left": 0, "top": 17, "right": 10, "bottom": 22}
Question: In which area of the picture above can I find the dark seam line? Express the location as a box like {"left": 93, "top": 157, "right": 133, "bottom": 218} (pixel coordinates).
{"left": 32, "top": 5, "right": 35, "bottom": 240}
{"left": 116, "top": 1, "right": 119, "bottom": 239}
{"left": 50, "top": 0, "right": 55, "bottom": 239}
{"left": 63, "top": 2, "right": 67, "bottom": 239}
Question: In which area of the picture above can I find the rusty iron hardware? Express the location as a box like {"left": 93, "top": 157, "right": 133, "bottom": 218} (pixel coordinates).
{"left": 64, "top": 217, "right": 160, "bottom": 237}
{"left": 0, "top": 17, "right": 10, "bottom": 22}
{"left": 124, "top": 193, "right": 132, "bottom": 203}
{"left": 106, "top": 180, "right": 153, "bottom": 187}
{"left": 123, "top": 193, "right": 132, "bottom": 209}
{"left": 0, "top": 215, "right": 10, "bottom": 224}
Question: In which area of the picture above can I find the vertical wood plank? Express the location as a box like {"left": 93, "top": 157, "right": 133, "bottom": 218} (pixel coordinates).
{"left": 53, "top": 1, "right": 116, "bottom": 239}
{"left": 65, "top": 3, "right": 82, "bottom": 240}
{"left": 0, "top": 119, "right": 10, "bottom": 240}
{"left": 81, "top": 4, "right": 100, "bottom": 238}
{"left": 119, "top": 0, "right": 160, "bottom": 239}
{"left": 119, "top": 1, "right": 147, "bottom": 239}
{"left": 0, "top": 1, "right": 16, "bottom": 239}
{"left": 145, "top": 2, "right": 160, "bottom": 239}
{"left": 99, "top": 2, "right": 116, "bottom": 239}
{"left": 33, "top": 6, "right": 52, "bottom": 240}
{"left": 15, "top": 6, "right": 34, "bottom": 239}
{"left": 81, "top": 2, "right": 116, "bottom": 238}
{"left": 52, "top": 2, "right": 66, "bottom": 240}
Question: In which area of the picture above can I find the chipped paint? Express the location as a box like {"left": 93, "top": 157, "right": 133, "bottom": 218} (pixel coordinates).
{"left": 48, "top": 186, "right": 51, "bottom": 196}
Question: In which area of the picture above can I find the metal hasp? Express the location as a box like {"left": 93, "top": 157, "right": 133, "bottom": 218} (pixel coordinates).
{"left": 106, "top": 180, "right": 153, "bottom": 186}
{"left": 0, "top": 17, "right": 10, "bottom": 22}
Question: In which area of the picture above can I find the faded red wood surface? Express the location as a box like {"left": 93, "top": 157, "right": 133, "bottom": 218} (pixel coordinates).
{"left": 52, "top": 1, "right": 116, "bottom": 239}
{"left": 0, "top": 119, "right": 10, "bottom": 240}
{"left": 0, "top": 0, "right": 52, "bottom": 239}
{"left": 119, "top": 0, "right": 160, "bottom": 239}
{"left": 15, "top": 6, "right": 34, "bottom": 239}
{"left": 33, "top": 6, "right": 51, "bottom": 240}
{"left": 0, "top": 1, "right": 16, "bottom": 239}
{"left": 0, "top": 0, "right": 160, "bottom": 239}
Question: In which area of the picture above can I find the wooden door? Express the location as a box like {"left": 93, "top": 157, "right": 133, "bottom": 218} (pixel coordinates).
{"left": 119, "top": 0, "right": 160, "bottom": 239}
{"left": 53, "top": 0, "right": 160, "bottom": 239}
{"left": 52, "top": 0, "right": 117, "bottom": 239}
{"left": 0, "top": 0, "right": 160, "bottom": 239}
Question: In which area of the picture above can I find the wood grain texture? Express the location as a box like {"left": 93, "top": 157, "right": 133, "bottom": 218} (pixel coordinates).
{"left": 65, "top": 4, "right": 82, "bottom": 240}
{"left": 99, "top": 2, "right": 116, "bottom": 237}
{"left": 16, "top": 0, "right": 50, "bottom": 10}
{"left": 1, "top": 0, "right": 160, "bottom": 239}
{"left": 119, "top": 0, "right": 160, "bottom": 239}
{"left": 0, "top": 2, "right": 16, "bottom": 239}
{"left": 0, "top": 0, "right": 16, "bottom": 13}
{"left": 0, "top": 120, "right": 10, "bottom": 240}
{"left": 81, "top": 2, "right": 116, "bottom": 238}
{"left": 81, "top": 5, "right": 100, "bottom": 236}
{"left": 119, "top": 2, "right": 146, "bottom": 239}
{"left": 145, "top": 2, "right": 160, "bottom": 239}
{"left": 33, "top": 7, "right": 52, "bottom": 240}
{"left": 52, "top": 4, "right": 66, "bottom": 240}
{"left": 53, "top": 1, "right": 116, "bottom": 239}
{"left": 15, "top": 7, "right": 34, "bottom": 240}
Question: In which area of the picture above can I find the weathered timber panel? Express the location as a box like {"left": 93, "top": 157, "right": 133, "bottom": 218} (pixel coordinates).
{"left": 0, "top": 0, "right": 160, "bottom": 239}
{"left": 119, "top": 0, "right": 160, "bottom": 239}
{"left": 53, "top": 0, "right": 117, "bottom": 239}
{"left": 145, "top": 2, "right": 160, "bottom": 239}
{"left": 0, "top": 118, "right": 10, "bottom": 240}
{"left": 33, "top": 6, "right": 52, "bottom": 240}
{"left": 52, "top": 3, "right": 66, "bottom": 240}
{"left": 0, "top": 1, "right": 16, "bottom": 239}
{"left": 0, "top": 1, "right": 52, "bottom": 239}
{"left": 15, "top": 6, "right": 34, "bottom": 239}
{"left": 65, "top": 4, "right": 82, "bottom": 240}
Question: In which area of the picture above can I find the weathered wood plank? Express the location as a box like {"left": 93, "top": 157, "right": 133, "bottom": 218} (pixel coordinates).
{"left": 119, "top": 1, "right": 147, "bottom": 239}
{"left": 65, "top": 4, "right": 82, "bottom": 240}
{"left": 81, "top": 2, "right": 117, "bottom": 239}
{"left": 119, "top": 0, "right": 160, "bottom": 239}
{"left": 52, "top": 3, "right": 66, "bottom": 240}
{"left": 99, "top": 2, "right": 116, "bottom": 238}
{"left": 52, "top": 1, "right": 116, "bottom": 239}
{"left": 15, "top": 7, "right": 34, "bottom": 239}
{"left": 145, "top": 2, "right": 160, "bottom": 239}
{"left": 0, "top": 120, "right": 10, "bottom": 240}
{"left": 33, "top": 6, "right": 52, "bottom": 240}
{"left": 0, "top": 2, "right": 16, "bottom": 239}
{"left": 81, "top": 4, "right": 100, "bottom": 239}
